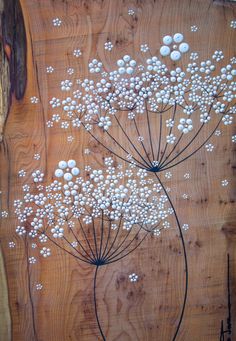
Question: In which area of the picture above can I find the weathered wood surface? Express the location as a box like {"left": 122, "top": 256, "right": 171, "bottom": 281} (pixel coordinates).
{"left": 0, "top": 0, "right": 236, "bottom": 340}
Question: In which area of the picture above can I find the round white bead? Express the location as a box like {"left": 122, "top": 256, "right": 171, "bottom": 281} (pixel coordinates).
{"left": 58, "top": 161, "right": 67, "bottom": 169}
{"left": 71, "top": 167, "right": 80, "bottom": 176}
{"left": 170, "top": 51, "right": 181, "bottom": 61}
{"left": 126, "top": 67, "right": 134, "bottom": 74}
{"left": 160, "top": 46, "right": 171, "bottom": 56}
{"left": 163, "top": 35, "right": 173, "bottom": 45}
{"left": 55, "top": 169, "right": 64, "bottom": 177}
{"left": 173, "top": 33, "right": 184, "bottom": 43}
{"left": 64, "top": 173, "right": 73, "bottom": 181}
{"left": 123, "top": 55, "right": 131, "bottom": 62}
{"left": 179, "top": 42, "right": 189, "bottom": 53}
{"left": 117, "top": 59, "right": 124, "bottom": 67}
{"left": 67, "top": 159, "right": 76, "bottom": 168}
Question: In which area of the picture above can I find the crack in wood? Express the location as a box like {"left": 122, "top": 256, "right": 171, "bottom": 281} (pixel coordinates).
{"left": 0, "top": 0, "right": 27, "bottom": 141}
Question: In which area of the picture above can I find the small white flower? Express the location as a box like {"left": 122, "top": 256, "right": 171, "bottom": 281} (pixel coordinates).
{"left": 153, "top": 229, "right": 161, "bottom": 236}
{"left": 190, "top": 52, "right": 198, "bottom": 60}
{"left": 29, "top": 257, "right": 37, "bottom": 264}
{"left": 16, "top": 226, "right": 26, "bottom": 235}
{"left": 215, "top": 130, "right": 221, "bottom": 136}
{"left": 61, "top": 80, "right": 72, "bottom": 91}
{"left": 230, "top": 20, "right": 236, "bottom": 29}
{"left": 52, "top": 18, "right": 62, "bottom": 27}
{"left": 46, "top": 66, "right": 54, "bottom": 73}
{"left": 84, "top": 148, "right": 91, "bottom": 155}
{"left": 40, "top": 247, "right": 51, "bottom": 258}
{"left": 9, "top": 241, "right": 16, "bottom": 248}
{"left": 182, "top": 194, "right": 189, "bottom": 199}
{"left": 182, "top": 224, "right": 189, "bottom": 231}
{"left": 165, "top": 172, "right": 172, "bottom": 179}
{"left": 1, "top": 210, "right": 8, "bottom": 218}
{"left": 71, "top": 241, "right": 78, "bottom": 248}
{"left": 89, "top": 59, "right": 103, "bottom": 73}
{"left": 67, "top": 136, "right": 74, "bottom": 143}
{"left": 46, "top": 121, "right": 53, "bottom": 128}
{"left": 138, "top": 136, "right": 144, "bottom": 142}
{"left": 67, "top": 67, "right": 74, "bottom": 75}
{"left": 221, "top": 179, "right": 229, "bottom": 187}
{"left": 184, "top": 173, "right": 190, "bottom": 179}
{"left": 232, "top": 135, "right": 236, "bottom": 143}
{"left": 129, "top": 273, "right": 138, "bottom": 282}
{"left": 140, "top": 44, "right": 149, "bottom": 52}
{"left": 50, "top": 97, "right": 61, "bottom": 108}
{"left": 104, "top": 41, "right": 113, "bottom": 51}
{"left": 30, "top": 96, "right": 39, "bottom": 104}
{"left": 190, "top": 25, "right": 198, "bottom": 32}
{"left": 205, "top": 143, "right": 214, "bottom": 152}
{"left": 73, "top": 49, "right": 82, "bottom": 57}
{"left": 98, "top": 116, "right": 112, "bottom": 130}
{"left": 32, "top": 170, "right": 44, "bottom": 183}
{"left": 212, "top": 50, "right": 224, "bottom": 62}
{"left": 222, "top": 115, "right": 233, "bottom": 125}
{"left": 31, "top": 243, "right": 37, "bottom": 249}
{"left": 36, "top": 283, "right": 43, "bottom": 290}
{"left": 178, "top": 118, "right": 193, "bottom": 134}
{"left": 166, "top": 134, "right": 176, "bottom": 144}
{"left": 34, "top": 153, "right": 41, "bottom": 160}
{"left": 128, "top": 9, "right": 135, "bottom": 16}
{"left": 18, "top": 169, "right": 26, "bottom": 177}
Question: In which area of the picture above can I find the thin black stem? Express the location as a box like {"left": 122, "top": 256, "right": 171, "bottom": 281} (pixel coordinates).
{"left": 160, "top": 118, "right": 222, "bottom": 172}
{"left": 93, "top": 266, "right": 106, "bottom": 341}
{"left": 84, "top": 123, "right": 147, "bottom": 170}
{"left": 155, "top": 174, "right": 188, "bottom": 341}
{"left": 158, "top": 133, "right": 184, "bottom": 169}
{"left": 101, "top": 220, "right": 112, "bottom": 260}
{"left": 113, "top": 115, "right": 151, "bottom": 168}
{"left": 158, "top": 103, "right": 177, "bottom": 165}
{"left": 106, "top": 226, "right": 143, "bottom": 263}
{"left": 68, "top": 222, "right": 95, "bottom": 262}
{"left": 107, "top": 230, "right": 150, "bottom": 265}
{"left": 156, "top": 114, "right": 162, "bottom": 162}
{"left": 145, "top": 104, "right": 155, "bottom": 161}
{"left": 102, "top": 216, "right": 123, "bottom": 261}
{"left": 77, "top": 218, "right": 97, "bottom": 261}
{"left": 133, "top": 118, "right": 153, "bottom": 166}
{"left": 160, "top": 123, "right": 205, "bottom": 169}
{"left": 99, "top": 211, "right": 104, "bottom": 260}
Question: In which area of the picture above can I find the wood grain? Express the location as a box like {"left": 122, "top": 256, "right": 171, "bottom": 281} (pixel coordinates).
{"left": 0, "top": 1, "right": 236, "bottom": 340}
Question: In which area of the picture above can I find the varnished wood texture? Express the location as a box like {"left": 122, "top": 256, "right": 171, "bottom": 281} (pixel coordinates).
{"left": 0, "top": 1, "right": 236, "bottom": 340}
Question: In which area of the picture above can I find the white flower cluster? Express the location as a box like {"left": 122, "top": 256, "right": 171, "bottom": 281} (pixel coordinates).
{"left": 14, "top": 159, "right": 171, "bottom": 262}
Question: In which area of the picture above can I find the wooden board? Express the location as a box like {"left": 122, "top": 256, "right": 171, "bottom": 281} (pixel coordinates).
{"left": 0, "top": 1, "right": 236, "bottom": 340}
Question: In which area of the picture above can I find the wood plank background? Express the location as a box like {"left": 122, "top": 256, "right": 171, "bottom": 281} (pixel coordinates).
{"left": 0, "top": 0, "right": 236, "bottom": 340}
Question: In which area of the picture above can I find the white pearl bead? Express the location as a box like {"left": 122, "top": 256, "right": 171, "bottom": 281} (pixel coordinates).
{"left": 170, "top": 51, "right": 181, "bottom": 61}
{"left": 67, "top": 159, "right": 76, "bottom": 168}
{"left": 55, "top": 169, "right": 64, "bottom": 177}
{"left": 126, "top": 67, "right": 134, "bottom": 74}
{"left": 160, "top": 46, "right": 171, "bottom": 56}
{"left": 118, "top": 67, "right": 126, "bottom": 74}
{"left": 117, "top": 59, "right": 124, "bottom": 67}
{"left": 58, "top": 161, "right": 67, "bottom": 169}
{"left": 123, "top": 55, "right": 131, "bottom": 62}
{"left": 163, "top": 35, "right": 173, "bottom": 45}
{"left": 64, "top": 173, "right": 73, "bottom": 181}
{"left": 179, "top": 42, "right": 189, "bottom": 53}
{"left": 129, "top": 60, "right": 136, "bottom": 67}
{"left": 71, "top": 167, "right": 80, "bottom": 176}
{"left": 173, "top": 33, "right": 184, "bottom": 43}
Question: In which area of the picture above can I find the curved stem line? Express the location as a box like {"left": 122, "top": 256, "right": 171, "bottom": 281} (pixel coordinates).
{"left": 155, "top": 174, "right": 188, "bottom": 341}
{"left": 93, "top": 266, "right": 106, "bottom": 341}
